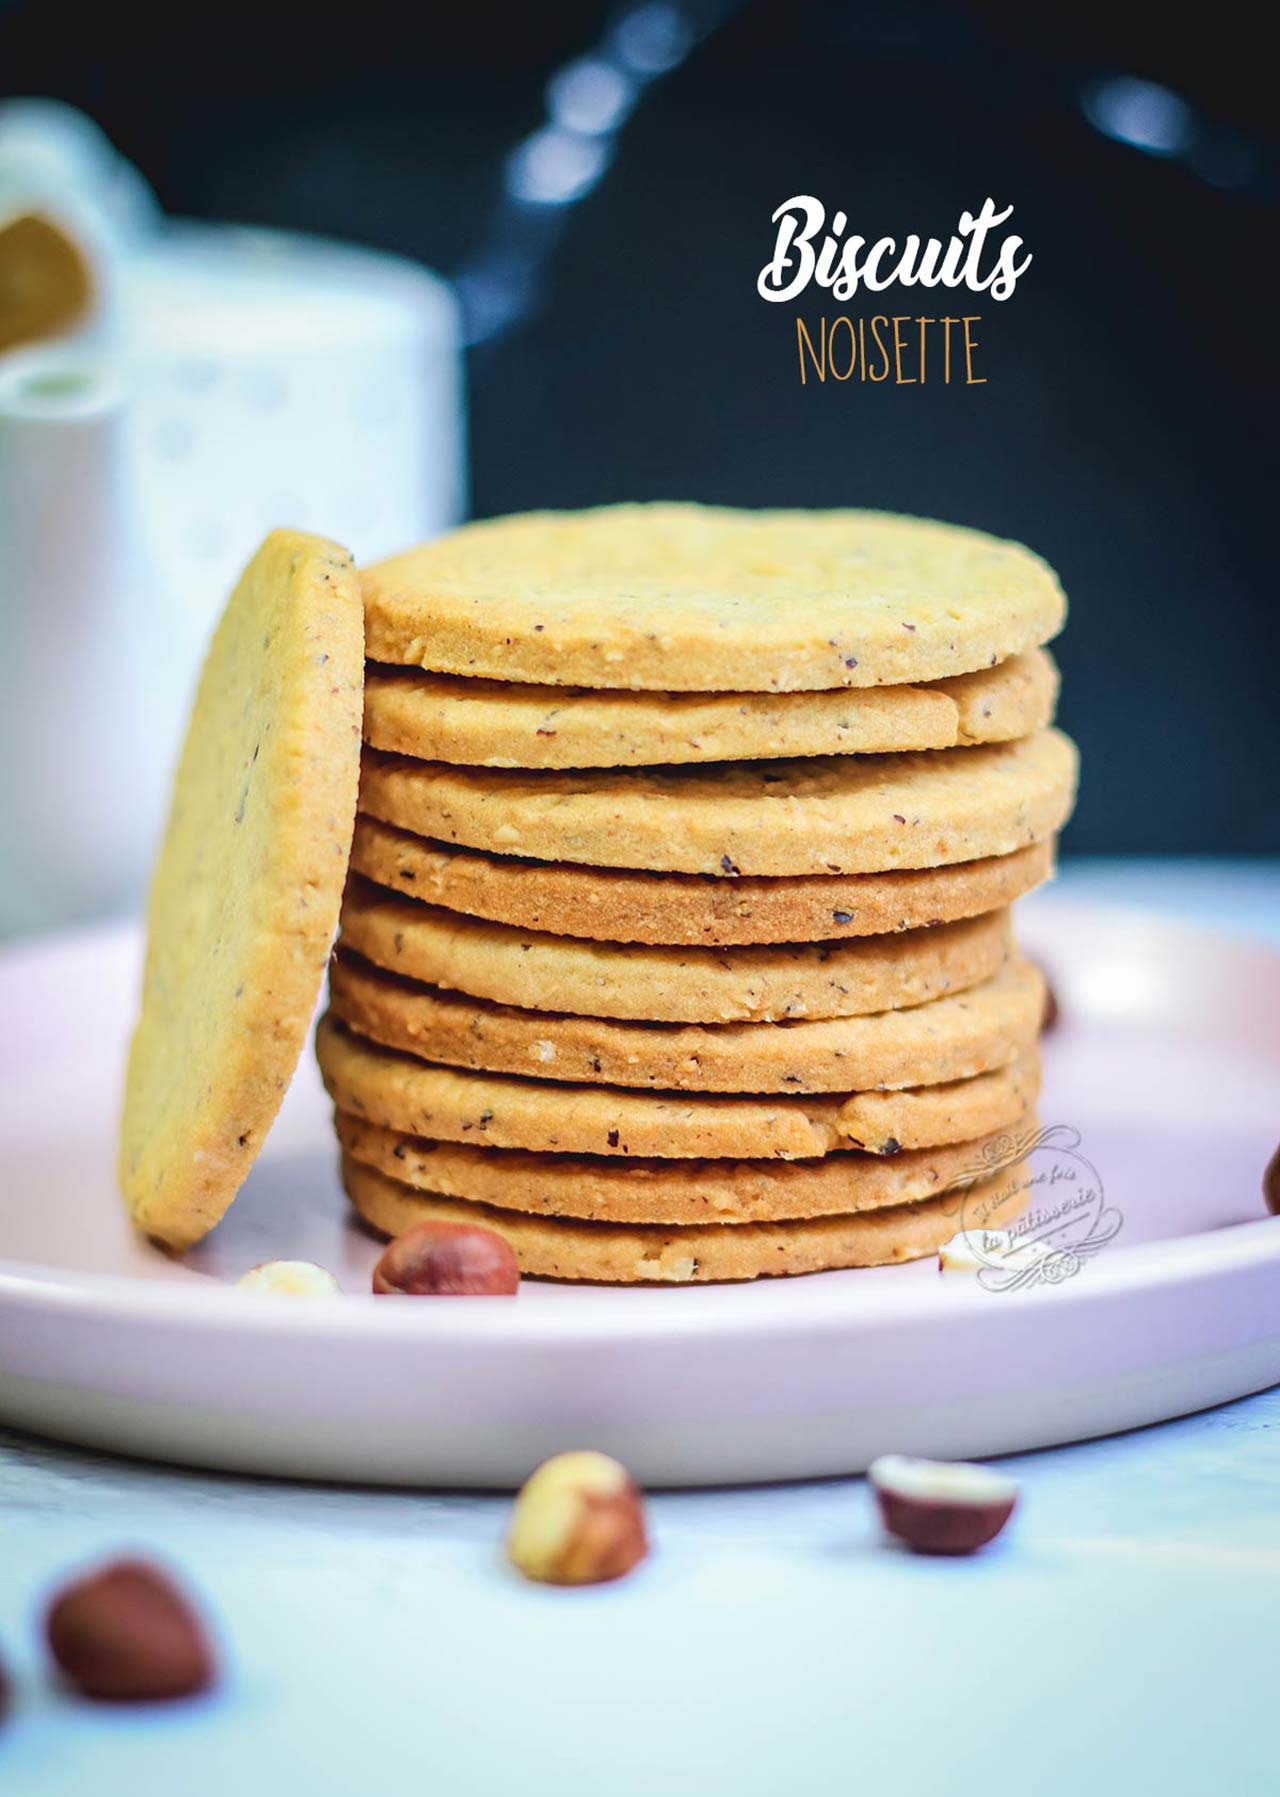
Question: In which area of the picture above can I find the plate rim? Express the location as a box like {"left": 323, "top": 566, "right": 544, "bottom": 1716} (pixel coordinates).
{"left": 2, "top": 1213, "right": 1278, "bottom": 1350}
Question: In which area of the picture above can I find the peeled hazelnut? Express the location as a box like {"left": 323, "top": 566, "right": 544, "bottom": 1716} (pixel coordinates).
{"left": 506, "top": 1450, "right": 649, "bottom": 1586}
{"left": 373, "top": 1220, "right": 519, "bottom": 1296}
{"left": 869, "top": 1455, "right": 1018, "bottom": 1556}
{"left": 236, "top": 1259, "right": 339, "bottom": 1297}
{"left": 938, "top": 1229, "right": 1048, "bottom": 1277}
{"left": 45, "top": 1558, "right": 216, "bottom": 1701}
{"left": 1263, "top": 1145, "right": 1280, "bottom": 1217}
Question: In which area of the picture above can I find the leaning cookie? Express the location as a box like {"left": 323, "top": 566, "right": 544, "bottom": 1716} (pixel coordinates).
{"left": 341, "top": 1154, "right": 1032, "bottom": 1283}
{"left": 120, "top": 531, "right": 364, "bottom": 1250}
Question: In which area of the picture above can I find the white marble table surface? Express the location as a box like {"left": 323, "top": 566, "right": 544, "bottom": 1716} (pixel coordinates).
{"left": 1, "top": 858, "right": 1277, "bottom": 1797}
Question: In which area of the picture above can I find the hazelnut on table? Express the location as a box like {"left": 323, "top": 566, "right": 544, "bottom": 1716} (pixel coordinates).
{"left": 869, "top": 1455, "right": 1018, "bottom": 1556}
{"left": 506, "top": 1451, "right": 649, "bottom": 1586}
{"left": 44, "top": 1558, "right": 217, "bottom": 1702}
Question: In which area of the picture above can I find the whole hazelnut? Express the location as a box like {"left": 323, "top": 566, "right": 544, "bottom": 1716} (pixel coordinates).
{"left": 45, "top": 1558, "right": 216, "bottom": 1701}
{"left": 1038, "top": 966, "right": 1060, "bottom": 1033}
{"left": 869, "top": 1455, "right": 1017, "bottom": 1556}
{"left": 1263, "top": 1145, "right": 1280, "bottom": 1217}
{"left": 506, "top": 1450, "right": 649, "bottom": 1586}
{"left": 373, "top": 1220, "right": 519, "bottom": 1296}
{"left": 235, "top": 1259, "right": 339, "bottom": 1297}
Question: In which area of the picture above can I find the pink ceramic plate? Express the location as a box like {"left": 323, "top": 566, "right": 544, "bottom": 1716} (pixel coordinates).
{"left": 0, "top": 893, "right": 1276, "bottom": 1487}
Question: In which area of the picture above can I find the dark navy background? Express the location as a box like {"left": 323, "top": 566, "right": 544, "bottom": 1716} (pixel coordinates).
{"left": 4, "top": 0, "right": 1275, "bottom": 853}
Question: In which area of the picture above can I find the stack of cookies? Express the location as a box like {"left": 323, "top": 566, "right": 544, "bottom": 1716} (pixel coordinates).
{"left": 316, "top": 505, "right": 1078, "bottom": 1283}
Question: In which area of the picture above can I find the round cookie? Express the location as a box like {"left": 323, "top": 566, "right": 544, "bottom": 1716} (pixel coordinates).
{"left": 361, "top": 504, "right": 1066, "bottom": 693}
{"left": 315, "top": 1014, "right": 1040, "bottom": 1158}
{"left": 338, "top": 881, "right": 1011, "bottom": 1024}
{"left": 120, "top": 531, "right": 364, "bottom": 1250}
{"left": 350, "top": 820, "right": 1055, "bottom": 947}
{"left": 358, "top": 728, "right": 1078, "bottom": 877}
{"left": 362, "top": 648, "right": 1058, "bottom": 770}
{"left": 328, "top": 952, "right": 1045, "bottom": 1093}
{"left": 335, "top": 1108, "right": 1038, "bottom": 1225}
{"left": 341, "top": 1154, "right": 1032, "bottom": 1283}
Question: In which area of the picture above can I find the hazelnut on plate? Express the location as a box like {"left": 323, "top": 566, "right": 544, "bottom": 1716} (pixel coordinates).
{"left": 45, "top": 1558, "right": 216, "bottom": 1701}
{"left": 235, "top": 1259, "right": 339, "bottom": 1297}
{"left": 937, "top": 1229, "right": 1049, "bottom": 1277}
{"left": 869, "top": 1455, "right": 1018, "bottom": 1556}
{"left": 506, "top": 1450, "right": 649, "bottom": 1586}
{"left": 1263, "top": 1145, "right": 1280, "bottom": 1217}
{"left": 373, "top": 1220, "right": 519, "bottom": 1296}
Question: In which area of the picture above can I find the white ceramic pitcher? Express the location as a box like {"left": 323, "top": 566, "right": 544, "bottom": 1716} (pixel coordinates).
{"left": 0, "top": 218, "right": 463, "bottom": 936}
{"left": 0, "top": 351, "right": 175, "bottom": 935}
